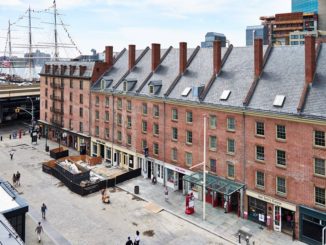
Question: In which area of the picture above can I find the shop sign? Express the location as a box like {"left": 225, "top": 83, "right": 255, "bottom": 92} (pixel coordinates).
{"left": 246, "top": 190, "right": 296, "bottom": 211}
{"left": 96, "top": 139, "right": 105, "bottom": 144}
{"left": 165, "top": 163, "right": 193, "bottom": 175}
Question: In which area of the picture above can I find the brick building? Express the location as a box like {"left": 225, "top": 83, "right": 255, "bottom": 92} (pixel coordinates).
{"left": 40, "top": 36, "right": 326, "bottom": 244}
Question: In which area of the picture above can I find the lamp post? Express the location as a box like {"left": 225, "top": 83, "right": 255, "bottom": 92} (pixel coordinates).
{"left": 26, "top": 96, "right": 34, "bottom": 130}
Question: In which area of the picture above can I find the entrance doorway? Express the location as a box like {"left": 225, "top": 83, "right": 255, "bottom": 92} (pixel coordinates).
{"left": 178, "top": 173, "right": 184, "bottom": 191}
{"left": 147, "top": 161, "right": 152, "bottom": 179}
{"left": 281, "top": 208, "right": 294, "bottom": 235}
{"left": 100, "top": 144, "right": 105, "bottom": 158}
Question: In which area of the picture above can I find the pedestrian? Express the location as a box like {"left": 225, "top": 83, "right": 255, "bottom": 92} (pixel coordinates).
{"left": 134, "top": 230, "right": 140, "bottom": 245}
{"left": 164, "top": 186, "right": 168, "bottom": 202}
{"left": 16, "top": 171, "right": 21, "bottom": 186}
{"left": 12, "top": 173, "right": 16, "bottom": 187}
{"left": 41, "top": 203, "right": 47, "bottom": 219}
{"left": 9, "top": 150, "right": 14, "bottom": 160}
{"left": 126, "top": 236, "right": 133, "bottom": 245}
{"left": 224, "top": 200, "right": 228, "bottom": 213}
{"left": 35, "top": 222, "right": 43, "bottom": 243}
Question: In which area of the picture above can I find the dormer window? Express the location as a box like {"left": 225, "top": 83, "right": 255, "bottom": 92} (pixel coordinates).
{"left": 101, "top": 76, "right": 112, "bottom": 90}
{"left": 273, "top": 95, "right": 286, "bottom": 107}
{"left": 192, "top": 85, "right": 205, "bottom": 98}
{"left": 148, "top": 80, "right": 162, "bottom": 95}
{"left": 123, "top": 81, "right": 127, "bottom": 91}
{"left": 124, "top": 79, "right": 137, "bottom": 92}
{"left": 220, "top": 90, "right": 231, "bottom": 101}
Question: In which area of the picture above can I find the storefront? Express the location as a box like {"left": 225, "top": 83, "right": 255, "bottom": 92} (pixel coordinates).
{"left": 246, "top": 190, "right": 296, "bottom": 235}
{"left": 164, "top": 163, "right": 193, "bottom": 191}
{"left": 299, "top": 206, "right": 326, "bottom": 245}
{"left": 183, "top": 172, "right": 245, "bottom": 216}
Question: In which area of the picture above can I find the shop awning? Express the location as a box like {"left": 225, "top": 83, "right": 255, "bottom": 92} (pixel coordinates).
{"left": 183, "top": 172, "right": 245, "bottom": 196}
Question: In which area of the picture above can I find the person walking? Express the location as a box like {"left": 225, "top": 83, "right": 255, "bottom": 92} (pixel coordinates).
{"left": 164, "top": 187, "right": 168, "bottom": 202}
{"left": 41, "top": 203, "right": 47, "bottom": 219}
{"left": 35, "top": 222, "right": 43, "bottom": 243}
{"left": 12, "top": 173, "right": 16, "bottom": 187}
{"left": 134, "top": 230, "right": 140, "bottom": 245}
{"left": 9, "top": 150, "right": 14, "bottom": 160}
{"left": 126, "top": 236, "right": 133, "bottom": 245}
{"left": 16, "top": 171, "right": 21, "bottom": 186}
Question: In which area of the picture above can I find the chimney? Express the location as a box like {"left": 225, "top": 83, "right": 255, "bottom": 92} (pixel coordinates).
{"left": 254, "top": 38, "right": 263, "bottom": 78}
{"left": 179, "top": 42, "right": 187, "bottom": 74}
{"left": 128, "top": 45, "right": 136, "bottom": 71}
{"left": 213, "top": 40, "right": 221, "bottom": 74}
{"left": 305, "top": 35, "right": 316, "bottom": 84}
{"left": 105, "top": 46, "right": 113, "bottom": 67}
{"left": 151, "top": 43, "right": 161, "bottom": 72}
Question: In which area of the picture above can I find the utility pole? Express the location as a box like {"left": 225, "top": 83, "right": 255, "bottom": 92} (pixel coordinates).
{"left": 27, "top": 97, "right": 34, "bottom": 129}
{"left": 54, "top": 0, "right": 58, "bottom": 60}
{"left": 203, "top": 114, "right": 207, "bottom": 221}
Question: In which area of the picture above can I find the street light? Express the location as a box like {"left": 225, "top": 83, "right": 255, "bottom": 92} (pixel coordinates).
{"left": 26, "top": 96, "right": 34, "bottom": 130}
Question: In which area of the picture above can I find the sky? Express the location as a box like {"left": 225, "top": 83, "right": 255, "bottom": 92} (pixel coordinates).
{"left": 0, "top": 0, "right": 291, "bottom": 57}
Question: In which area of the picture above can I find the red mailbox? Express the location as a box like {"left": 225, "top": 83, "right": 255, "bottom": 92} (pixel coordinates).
{"left": 185, "top": 193, "right": 195, "bottom": 215}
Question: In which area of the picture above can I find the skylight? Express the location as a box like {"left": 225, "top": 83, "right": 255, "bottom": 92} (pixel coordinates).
{"left": 220, "top": 90, "right": 231, "bottom": 100}
{"left": 182, "top": 87, "right": 192, "bottom": 97}
{"left": 273, "top": 95, "right": 286, "bottom": 107}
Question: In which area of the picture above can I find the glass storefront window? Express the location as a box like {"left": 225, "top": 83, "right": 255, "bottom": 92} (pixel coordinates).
{"left": 92, "top": 143, "right": 97, "bottom": 156}
{"left": 167, "top": 169, "right": 175, "bottom": 183}
{"left": 106, "top": 147, "right": 111, "bottom": 160}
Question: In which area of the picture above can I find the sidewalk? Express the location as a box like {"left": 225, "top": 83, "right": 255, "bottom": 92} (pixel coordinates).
{"left": 118, "top": 177, "right": 305, "bottom": 245}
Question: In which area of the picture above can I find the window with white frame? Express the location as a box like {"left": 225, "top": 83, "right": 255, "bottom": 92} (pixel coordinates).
{"left": 256, "top": 145, "right": 265, "bottom": 161}
{"left": 185, "top": 152, "right": 192, "bottom": 166}
{"left": 127, "top": 100, "right": 132, "bottom": 111}
{"left": 105, "top": 128, "right": 109, "bottom": 139}
{"left": 117, "top": 130, "right": 122, "bottom": 142}
{"left": 186, "top": 131, "right": 192, "bottom": 144}
{"left": 186, "top": 111, "right": 193, "bottom": 123}
{"left": 210, "top": 159, "right": 216, "bottom": 173}
{"left": 256, "top": 122, "right": 265, "bottom": 136}
{"left": 209, "top": 115, "right": 217, "bottom": 129}
{"left": 105, "top": 111, "right": 109, "bottom": 122}
{"left": 95, "top": 110, "right": 99, "bottom": 120}
{"left": 142, "top": 121, "right": 147, "bottom": 133}
{"left": 172, "top": 109, "right": 178, "bottom": 121}
{"left": 153, "top": 123, "right": 159, "bottom": 135}
{"left": 314, "top": 130, "right": 325, "bottom": 147}
{"left": 141, "top": 139, "right": 147, "bottom": 149}
{"left": 105, "top": 96, "right": 109, "bottom": 107}
{"left": 117, "top": 98, "right": 122, "bottom": 109}
{"left": 256, "top": 171, "right": 265, "bottom": 188}
{"left": 227, "top": 139, "right": 235, "bottom": 154}
{"left": 95, "top": 126, "right": 99, "bottom": 136}
{"left": 127, "top": 134, "right": 132, "bottom": 145}
{"left": 117, "top": 113, "right": 122, "bottom": 126}
{"left": 127, "top": 116, "right": 132, "bottom": 128}
{"left": 227, "top": 117, "right": 235, "bottom": 131}
{"left": 314, "top": 158, "right": 326, "bottom": 176}
{"left": 315, "top": 187, "right": 325, "bottom": 206}
{"left": 227, "top": 162, "right": 235, "bottom": 178}
{"left": 142, "top": 103, "right": 148, "bottom": 115}
{"left": 276, "top": 150, "right": 286, "bottom": 166}
{"left": 95, "top": 96, "right": 99, "bottom": 105}
{"left": 276, "top": 125, "right": 286, "bottom": 140}
{"left": 153, "top": 105, "right": 159, "bottom": 117}
{"left": 209, "top": 136, "right": 217, "bottom": 150}
{"left": 172, "top": 127, "right": 178, "bottom": 141}
{"left": 171, "top": 148, "right": 178, "bottom": 161}
{"left": 153, "top": 143, "right": 159, "bottom": 155}
{"left": 276, "top": 177, "right": 286, "bottom": 195}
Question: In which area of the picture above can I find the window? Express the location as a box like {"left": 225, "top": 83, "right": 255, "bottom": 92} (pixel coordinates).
{"left": 79, "top": 108, "right": 83, "bottom": 117}
{"left": 227, "top": 117, "right": 235, "bottom": 131}
{"left": 69, "top": 92, "right": 72, "bottom": 102}
{"left": 209, "top": 115, "right": 217, "bottom": 129}
{"left": 127, "top": 100, "right": 132, "bottom": 111}
{"left": 105, "top": 97, "right": 109, "bottom": 107}
{"left": 153, "top": 105, "right": 159, "bottom": 117}
{"left": 185, "top": 152, "right": 192, "bottom": 166}
{"left": 227, "top": 139, "right": 235, "bottom": 154}
{"left": 95, "top": 110, "right": 99, "bottom": 120}
{"left": 210, "top": 159, "right": 216, "bottom": 173}
{"left": 95, "top": 96, "right": 99, "bottom": 105}
{"left": 141, "top": 139, "right": 147, "bottom": 149}
{"left": 314, "top": 130, "right": 325, "bottom": 147}
{"left": 227, "top": 163, "right": 235, "bottom": 178}
{"left": 149, "top": 85, "right": 154, "bottom": 94}
{"left": 256, "top": 171, "right": 265, "bottom": 188}
{"left": 117, "top": 98, "right": 122, "bottom": 110}
{"left": 95, "top": 126, "right": 99, "bottom": 136}
{"left": 80, "top": 94, "right": 83, "bottom": 104}
{"left": 276, "top": 177, "right": 286, "bottom": 195}
{"left": 127, "top": 134, "right": 132, "bottom": 145}
{"left": 79, "top": 122, "right": 83, "bottom": 132}
{"left": 69, "top": 119, "right": 72, "bottom": 129}
{"left": 172, "top": 127, "right": 178, "bottom": 141}
{"left": 171, "top": 148, "right": 178, "bottom": 161}
{"left": 142, "top": 103, "right": 148, "bottom": 115}
{"left": 276, "top": 150, "right": 286, "bottom": 166}
{"left": 153, "top": 143, "right": 159, "bottom": 155}
{"left": 105, "top": 111, "right": 109, "bottom": 122}
{"left": 256, "top": 122, "right": 265, "bottom": 136}
{"left": 79, "top": 80, "right": 83, "bottom": 89}
{"left": 45, "top": 77, "right": 48, "bottom": 85}
{"left": 45, "top": 112, "right": 47, "bottom": 121}
{"left": 70, "top": 79, "right": 73, "bottom": 88}
{"left": 117, "top": 131, "right": 122, "bottom": 142}
{"left": 256, "top": 145, "right": 265, "bottom": 161}
{"left": 209, "top": 136, "right": 217, "bottom": 150}
{"left": 186, "top": 111, "right": 193, "bottom": 123}
{"left": 276, "top": 125, "right": 286, "bottom": 140}
{"left": 117, "top": 113, "right": 122, "bottom": 126}
{"left": 314, "top": 158, "right": 326, "bottom": 176}
{"left": 69, "top": 105, "right": 72, "bottom": 115}
{"left": 105, "top": 128, "right": 109, "bottom": 139}
{"left": 142, "top": 121, "right": 147, "bottom": 133}
{"left": 153, "top": 123, "right": 159, "bottom": 135}
{"left": 172, "top": 109, "right": 178, "bottom": 121}
{"left": 127, "top": 116, "right": 132, "bottom": 128}
{"left": 186, "top": 131, "right": 192, "bottom": 144}
{"left": 45, "top": 88, "right": 48, "bottom": 97}
{"left": 45, "top": 100, "right": 48, "bottom": 109}
{"left": 315, "top": 187, "right": 325, "bottom": 206}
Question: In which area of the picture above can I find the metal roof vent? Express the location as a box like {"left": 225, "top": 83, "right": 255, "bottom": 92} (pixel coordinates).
{"left": 220, "top": 90, "right": 231, "bottom": 100}
{"left": 273, "top": 95, "right": 286, "bottom": 107}
{"left": 182, "top": 87, "right": 192, "bottom": 97}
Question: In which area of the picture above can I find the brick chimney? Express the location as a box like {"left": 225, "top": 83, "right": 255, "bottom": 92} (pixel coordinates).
{"left": 305, "top": 35, "right": 316, "bottom": 84}
{"left": 213, "top": 40, "right": 221, "bottom": 75}
{"left": 105, "top": 46, "right": 113, "bottom": 67}
{"left": 179, "top": 42, "right": 187, "bottom": 74}
{"left": 151, "top": 43, "right": 161, "bottom": 72}
{"left": 254, "top": 38, "right": 263, "bottom": 78}
{"left": 129, "top": 45, "right": 136, "bottom": 71}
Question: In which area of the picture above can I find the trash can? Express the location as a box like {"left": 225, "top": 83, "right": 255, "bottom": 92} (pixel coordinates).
{"left": 134, "top": 185, "right": 139, "bottom": 194}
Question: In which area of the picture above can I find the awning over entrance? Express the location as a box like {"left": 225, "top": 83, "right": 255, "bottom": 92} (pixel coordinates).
{"left": 183, "top": 172, "right": 245, "bottom": 196}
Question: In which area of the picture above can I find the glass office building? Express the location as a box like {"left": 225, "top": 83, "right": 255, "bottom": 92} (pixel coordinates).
{"left": 246, "top": 25, "right": 268, "bottom": 46}
{"left": 292, "top": 0, "right": 318, "bottom": 13}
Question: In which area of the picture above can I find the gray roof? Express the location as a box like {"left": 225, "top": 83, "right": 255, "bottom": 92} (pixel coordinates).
{"left": 0, "top": 214, "right": 23, "bottom": 245}
{"left": 138, "top": 48, "right": 194, "bottom": 97}
{"left": 41, "top": 61, "right": 96, "bottom": 78}
{"left": 303, "top": 44, "right": 326, "bottom": 117}
{"left": 204, "top": 46, "right": 266, "bottom": 107}
{"left": 248, "top": 46, "right": 305, "bottom": 114}
{"left": 168, "top": 47, "right": 226, "bottom": 102}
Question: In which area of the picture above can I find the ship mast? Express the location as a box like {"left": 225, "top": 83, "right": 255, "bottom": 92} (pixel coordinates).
{"left": 8, "top": 20, "right": 12, "bottom": 76}
{"left": 54, "top": 0, "right": 58, "bottom": 60}
{"left": 28, "top": 5, "right": 33, "bottom": 80}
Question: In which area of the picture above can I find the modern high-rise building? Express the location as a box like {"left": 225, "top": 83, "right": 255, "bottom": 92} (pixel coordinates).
{"left": 292, "top": 0, "right": 318, "bottom": 13}
{"left": 201, "top": 32, "right": 226, "bottom": 48}
{"left": 246, "top": 25, "right": 268, "bottom": 46}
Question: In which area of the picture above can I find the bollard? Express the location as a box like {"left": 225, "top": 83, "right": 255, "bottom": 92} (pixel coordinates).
{"left": 9, "top": 134, "right": 11, "bottom": 140}
{"left": 238, "top": 233, "right": 241, "bottom": 244}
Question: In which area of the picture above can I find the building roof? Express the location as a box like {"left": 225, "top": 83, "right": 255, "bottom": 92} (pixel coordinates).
{"left": 0, "top": 214, "right": 24, "bottom": 245}
{"left": 40, "top": 61, "right": 96, "bottom": 78}
{"left": 0, "top": 180, "right": 28, "bottom": 214}
{"left": 248, "top": 45, "right": 305, "bottom": 114}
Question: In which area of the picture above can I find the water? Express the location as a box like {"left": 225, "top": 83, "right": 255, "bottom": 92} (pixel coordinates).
{"left": 0, "top": 66, "right": 42, "bottom": 79}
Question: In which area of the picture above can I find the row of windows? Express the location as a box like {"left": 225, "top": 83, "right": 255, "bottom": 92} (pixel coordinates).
{"left": 255, "top": 122, "right": 286, "bottom": 140}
